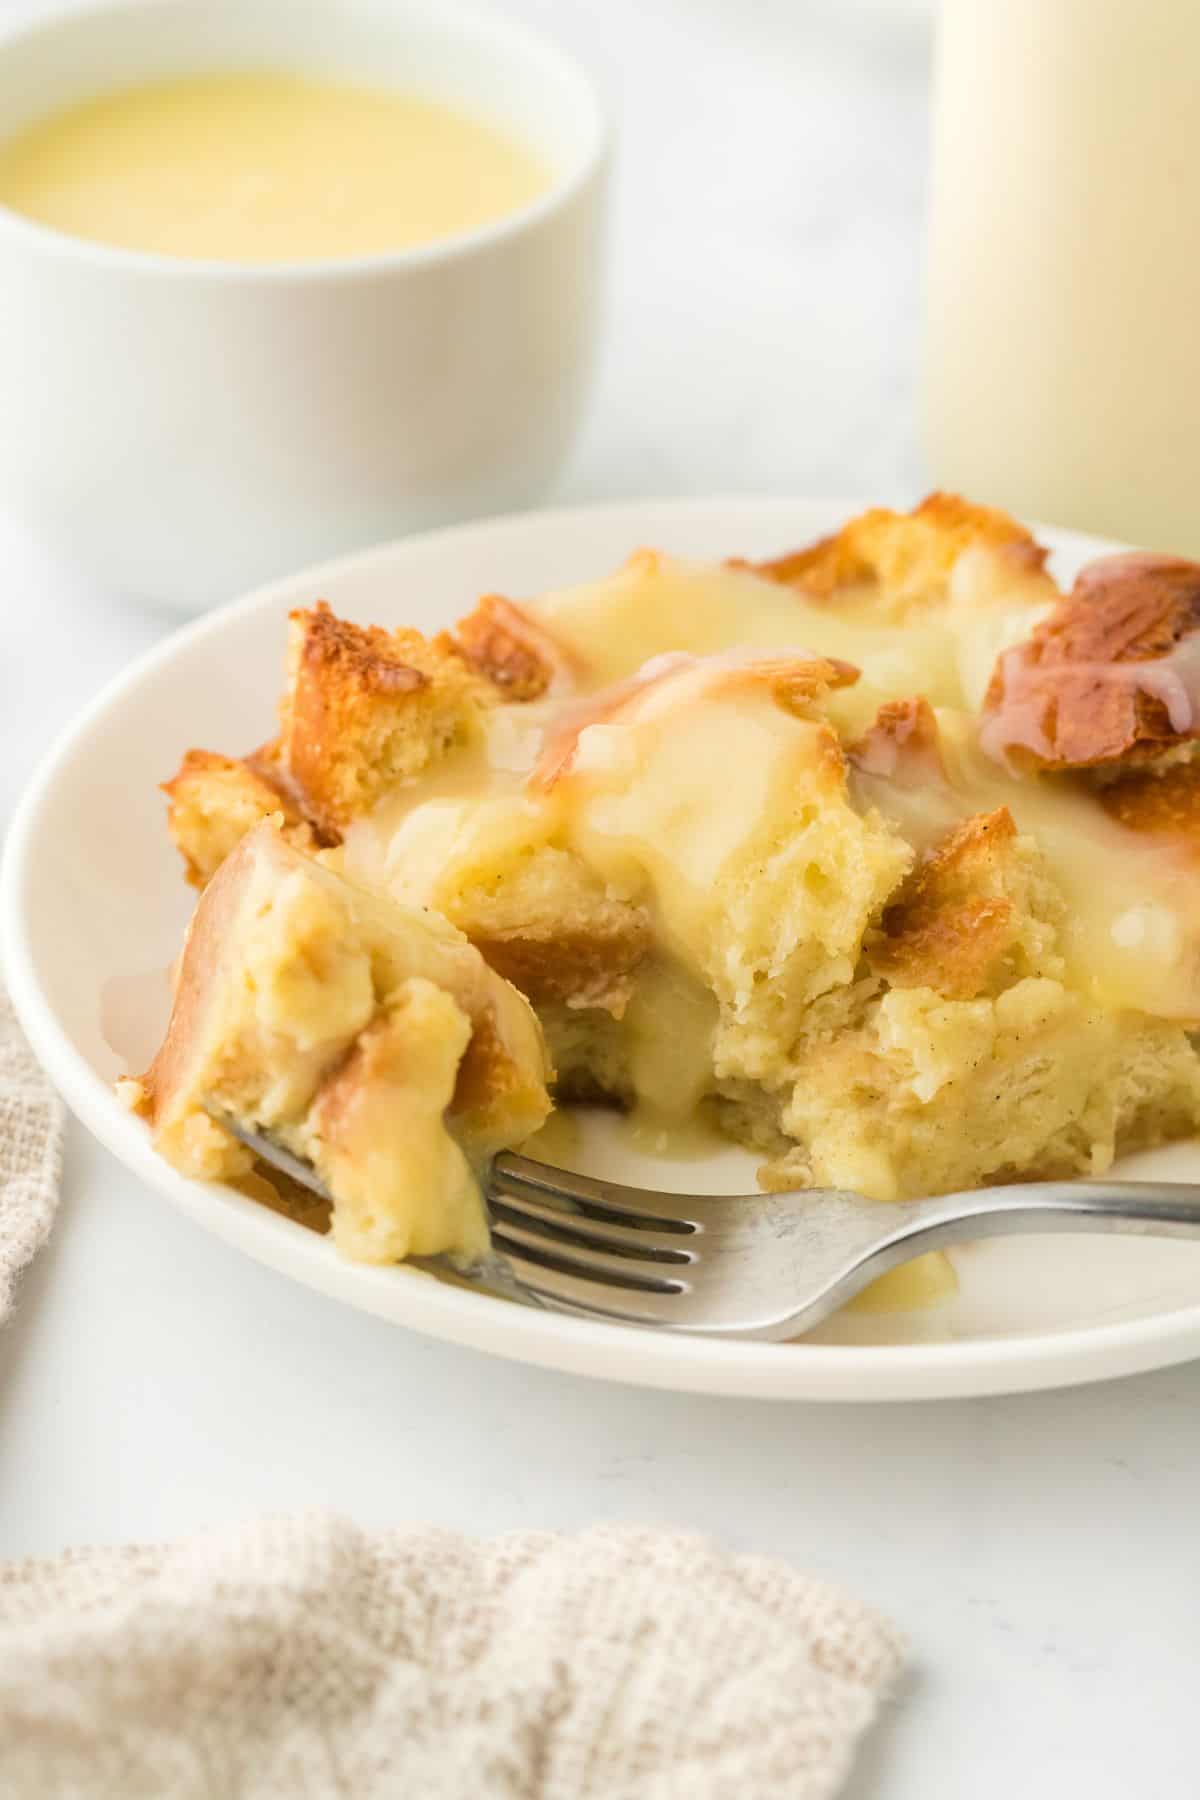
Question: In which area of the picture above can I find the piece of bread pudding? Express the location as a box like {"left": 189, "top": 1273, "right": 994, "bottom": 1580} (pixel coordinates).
{"left": 134, "top": 496, "right": 1200, "bottom": 1256}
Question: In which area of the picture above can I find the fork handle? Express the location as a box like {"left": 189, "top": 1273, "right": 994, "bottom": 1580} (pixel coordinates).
{"left": 883, "top": 1179, "right": 1200, "bottom": 1271}
{"left": 915, "top": 1178, "right": 1200, "bottom": 1236}
{"left": 763, "top": 1179, "right": 1200, "bottom": 1341}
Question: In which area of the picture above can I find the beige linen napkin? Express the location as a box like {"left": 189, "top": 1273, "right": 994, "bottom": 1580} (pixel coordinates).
{"left": 0, "top": 976, "right": 64, "bottom": 1322}
{"left": 0, "top": 1513, "right": 904, "bottom": 1799}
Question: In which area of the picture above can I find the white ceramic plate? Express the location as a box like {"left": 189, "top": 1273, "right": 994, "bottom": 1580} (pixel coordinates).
{"left": 7, "top": 497, "right": 1200, "bottom": 1401}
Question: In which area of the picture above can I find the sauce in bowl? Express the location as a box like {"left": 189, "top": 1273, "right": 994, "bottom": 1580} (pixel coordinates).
{"left": 0, "top": 71, "right": 552, "bottom": 262}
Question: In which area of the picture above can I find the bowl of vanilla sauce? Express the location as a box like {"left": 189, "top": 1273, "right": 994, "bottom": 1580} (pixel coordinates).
{"left": 0, "top": 0, "right": 608, "bottom": 610}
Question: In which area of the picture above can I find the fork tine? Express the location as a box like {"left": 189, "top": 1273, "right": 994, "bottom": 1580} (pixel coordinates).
{"left": 488, "top": 1190, "right": 696, "bottom": 1261}
{"left": 210, "top": 1110, "right": 333, "bottom": 1197}
{"left": 489, "top": 1239, "right": 689, "bottom": 1327}
{"left": 489, "top": 1218, "right": 691, "bottom": 1292}
{"left": 213, "top": 1111, "right": 700, "bottom": 1328}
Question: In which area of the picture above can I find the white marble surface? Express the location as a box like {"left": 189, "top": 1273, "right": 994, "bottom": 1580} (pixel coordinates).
{"left": 2, "top": 2, "right": 1198, "bottom": 1795}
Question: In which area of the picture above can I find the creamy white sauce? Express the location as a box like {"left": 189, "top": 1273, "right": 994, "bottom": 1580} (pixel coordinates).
{"left": 345, "top": 554, "right": 1200, "bottom": 1039}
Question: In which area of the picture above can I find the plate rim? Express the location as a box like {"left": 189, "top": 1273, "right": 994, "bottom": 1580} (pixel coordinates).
{"left": 7, "top": 493, "right": 1200, "bottom": 1402}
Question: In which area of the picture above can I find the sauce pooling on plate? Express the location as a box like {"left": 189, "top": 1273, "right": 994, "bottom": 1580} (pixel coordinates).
{"left": 0, "top": 72, "right": 552, "bottom": 262}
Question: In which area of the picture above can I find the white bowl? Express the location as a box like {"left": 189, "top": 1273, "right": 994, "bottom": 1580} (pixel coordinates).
{"left": 7, "top": 495, "right": 1200, "bottom": 1401}
{"left": 0, "top": 0, "right": 607, "bottom": 612}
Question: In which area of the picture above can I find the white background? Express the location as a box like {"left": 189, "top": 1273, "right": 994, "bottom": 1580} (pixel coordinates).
{"left": 2, "top": 3, "right": 1197, "bottom": 1796}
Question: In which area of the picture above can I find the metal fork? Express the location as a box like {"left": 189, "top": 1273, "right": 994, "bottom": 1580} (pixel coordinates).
{"left": 216, "top": 1117, "right": 1200, "bottom": 1339}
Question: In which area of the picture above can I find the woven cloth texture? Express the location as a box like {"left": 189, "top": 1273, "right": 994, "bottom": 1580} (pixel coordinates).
{"left": 0, "top": 1512, "right": 905, "bottom": 1799}
{"left": 0, "top": 975, "right": 64, "bottom": 1322}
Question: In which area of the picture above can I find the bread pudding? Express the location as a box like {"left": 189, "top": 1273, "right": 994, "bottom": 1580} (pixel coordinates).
{"left": 122, "top": 824, "right": 551, "bottom": 1263}
{"left": 129, "top": 495, "right": 1200, "bottom": 1263}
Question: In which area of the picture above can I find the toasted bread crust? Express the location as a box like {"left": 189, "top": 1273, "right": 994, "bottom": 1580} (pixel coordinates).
{"left": 1099, "top": 760, "right": 1200, "bottom": 843}
{"left": 764, "top": 657, "right": 860, "bottom": 715}
{"left": 289, "top": 602, "right": 429, "bottom": 699}
{"left": 468, "top": 912, "right": 653, "bottom": 1017}
{"left": 442, "top": 842, "right": 654, "bottom": 1019}
{"left": 981, "top": 553, "right": 1200, "bottom": 771}
{"left": 753, "top": 492, "right": 1049, "bottom": 610}
{"left": 451, "top": 594, "right": 576, "bottom": 700}
{"left": 868, "top": 808, "right": 1019, "bottom": 999}
{"left": 162, "top": 748, "right": 319, "bottom": 887}
{"left": 280, "top": 601, "right": 492, "bottom": 834}
{"left": 847, "top": 697, "right": 946, "bottom": 785}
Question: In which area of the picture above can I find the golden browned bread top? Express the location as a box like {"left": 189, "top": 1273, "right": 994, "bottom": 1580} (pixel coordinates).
{"left": 161, "top": 496, "right": 1060, "bottom": 890}
{"left": 762, "top": 655, "right": 861, "bottom": 714}
{"left": 159, "top": 507, "right": 1200, "bottom": 1050}
{"left": 981, "top": 553, "right": 1200, "bottom": 771}
{"left": 1099, "top": 761, "right": 1200, "bottom": 843}
{"left": 279, "top": 601, "right": 494, "bottom": 836}
{"left": 452, "top": 594, "right": 578, "bottom": 700}
{"left": 163, "top": 606, "right": 490, "bottom": 877}
{"left": 161, "top": 748, "right": 319, "bottom": 887}
{"left": 867, "top": 808, "right": 1022, "bottom": 1001}
{"left": 846, "top": 697, "right": 946, "bottom": 787}
{"left": 753, "top": 491, "right": 1050, "bottom": 610}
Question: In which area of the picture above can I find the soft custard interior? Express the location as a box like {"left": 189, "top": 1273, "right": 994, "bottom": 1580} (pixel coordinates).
{"left": 338, "top": 550, "right": 1200, "bottom": 1202}
{"left": 129, "top": 826, "right": 551, "bottom": 1264}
